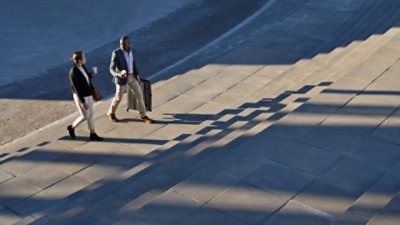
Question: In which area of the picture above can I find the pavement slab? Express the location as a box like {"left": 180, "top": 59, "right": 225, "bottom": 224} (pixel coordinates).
{"left": 346, "top": 137, "right": 400, "bottom": 170}
{"left": 177, "top": 207, "right": 249, "bottom": 225}
{"left": 321, "top": 113, "right": 385, "bottom": 136}
{"left": 263, "top": 200, "right": 334, "bottom": 225}
{"left": 293, "top": 178, "right": 361, "bottom": 217}
{"left": 257, "top": 138, "right": 342, "bottom": 176}
{"left": 371, "top": 107, "right": 400, "bottom": 145}
{"left": 133, "top": 189, "right": 202, "bottom": 225}
{"left": 322, "top": 157, "right": 385, "bottom": 195}
{"left": 206, "top": 181, "right": 286, "bottom": 225}
{"left": 244, "top": 160, "right": 315, "bottom": 202}
{"left": 171, "top": 169, "right": 238, "bottom": 204}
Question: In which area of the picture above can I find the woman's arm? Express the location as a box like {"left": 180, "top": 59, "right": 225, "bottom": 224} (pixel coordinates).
{"left": 69, "top": 67, "right": 86, "bottom": 103}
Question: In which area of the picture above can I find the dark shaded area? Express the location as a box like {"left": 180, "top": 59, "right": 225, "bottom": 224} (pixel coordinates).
{"left": 3, "top": 0, "right": 400, "bottom": 101}
{"left": 0, "top": 0, "right": 268, "bottom": 101}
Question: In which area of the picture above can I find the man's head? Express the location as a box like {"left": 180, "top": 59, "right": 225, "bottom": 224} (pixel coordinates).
{"left": 120, "top": 36, "right": 130, "bottom": 52}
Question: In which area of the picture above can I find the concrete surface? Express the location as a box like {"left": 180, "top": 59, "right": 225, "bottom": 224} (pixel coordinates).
{"left": 0, "top": 0, "right": 268, "bottom": 146}
{"left": 1, "top": 0, "right": 400, "bottom": 225}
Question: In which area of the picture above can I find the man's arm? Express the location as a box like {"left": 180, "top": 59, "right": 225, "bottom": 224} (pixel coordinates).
{"left": 109, "top": 51, "right": 119, "bottom": 78}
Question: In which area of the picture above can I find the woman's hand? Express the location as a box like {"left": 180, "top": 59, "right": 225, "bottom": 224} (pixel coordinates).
{"left": 118, "top": 70, "right": 127, "bottom": 78}
{"left": 81, "top": 102, "right": 88, "bottom": 110}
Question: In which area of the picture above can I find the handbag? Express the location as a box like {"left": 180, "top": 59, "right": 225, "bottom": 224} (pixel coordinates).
{"left": 115, "top": 76, "right": 128, "bottom": 85}
{"left": 91, "top": 86, "right": 102, "bottom": 101}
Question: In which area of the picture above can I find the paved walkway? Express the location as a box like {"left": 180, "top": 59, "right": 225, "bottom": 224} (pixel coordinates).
{"left": 1, "top": 0, "right": 400, "bottom": 224}
{"left": 0, "top": 0, "right": 268, "bottom": 147}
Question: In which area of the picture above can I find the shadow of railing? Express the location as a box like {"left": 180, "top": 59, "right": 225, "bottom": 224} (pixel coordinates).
{"left": 1, "top": 80, "right": 399, "bottom": 223}
{"left": 323, "top": 89, "right": 400, "bottom": 96}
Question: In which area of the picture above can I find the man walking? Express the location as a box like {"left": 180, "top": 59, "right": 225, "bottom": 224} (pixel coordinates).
{"left": 107, "top": 36, "right": 154, "bottom": 123}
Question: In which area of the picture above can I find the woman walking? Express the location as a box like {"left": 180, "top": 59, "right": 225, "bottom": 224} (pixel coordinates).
{"left": 67, "top": 51, "right": 103, "bottom": 141}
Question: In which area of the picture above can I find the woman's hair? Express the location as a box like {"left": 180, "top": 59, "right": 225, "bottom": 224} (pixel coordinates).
{"left": 71, "top": 51, "right": 84, "bottom": 63}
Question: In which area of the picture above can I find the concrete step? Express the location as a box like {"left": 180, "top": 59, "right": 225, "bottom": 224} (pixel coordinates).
{"left": 122, "top": 19, "right": 400, "bottom": 225}
{"left": 81, "top": 28, "right": 400, "bottom": 224}
{"left": 84, "top": 3, "right": 400, "bottom": 224}
{"left": 258, "top": 32, "right": 400, "bottom": 224}
{"left": 0, "top": 0, "right": 321, "bottom": 223}
{"left": 113, "top": 6, "right": 400, "bottom": 185}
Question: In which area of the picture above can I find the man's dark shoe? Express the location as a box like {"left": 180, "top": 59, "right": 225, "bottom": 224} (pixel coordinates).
{"left": 67, "top": 125, "right": 75, "bottom": 138}
{"left": 107, "top": 112, "right": 119, "bottom": 122}
{"left": 141, "top": 116, "right": 154, "bottom": 124}
{"left": 90, "top": 132, "right": 104, "bottom": 141}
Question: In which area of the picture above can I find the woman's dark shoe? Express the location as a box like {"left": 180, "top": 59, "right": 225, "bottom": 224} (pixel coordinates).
{"left": 90, "top": 132, "right": 104, "bottom": 141}
{"left": 67, "top": 125, "right": 76, "bottom": 138}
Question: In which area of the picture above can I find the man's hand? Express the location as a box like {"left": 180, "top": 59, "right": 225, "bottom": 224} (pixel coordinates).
{"left": 136, "top": 74, "right": 141, "bottom": 81}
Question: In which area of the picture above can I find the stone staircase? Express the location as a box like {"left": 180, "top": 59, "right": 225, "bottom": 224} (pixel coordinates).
{"left": 1, "top": 0, "right": 400, "bottom": 224}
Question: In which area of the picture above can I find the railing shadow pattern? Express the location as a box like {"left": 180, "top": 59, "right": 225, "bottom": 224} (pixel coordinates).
{"left": 0, "top": 80, "right": 399, "bottom": 224}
